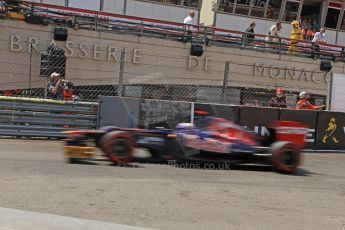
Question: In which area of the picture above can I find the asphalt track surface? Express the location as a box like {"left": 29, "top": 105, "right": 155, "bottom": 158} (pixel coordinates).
{"left": 0, "top": 139, "right": 344, "bottom": 230}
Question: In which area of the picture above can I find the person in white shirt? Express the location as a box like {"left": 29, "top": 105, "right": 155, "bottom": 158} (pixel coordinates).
{"left": 312, "top": 28, "right": 326, "bottom": 43}
{"left": 183, "top": 11, "right": 195, "bottom": 32}
{"left": 266, "top": 22, "right": 282, "bottom": 49}
{"left": 311, "top": 28, "right": 326, "bottom": 59}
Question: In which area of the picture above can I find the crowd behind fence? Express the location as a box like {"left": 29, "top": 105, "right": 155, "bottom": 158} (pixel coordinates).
{"left": 0, "top": 0, "right": 332, "bottom": 109}
{"left": 0, "top": 38, "right": 329, "bottom": 108}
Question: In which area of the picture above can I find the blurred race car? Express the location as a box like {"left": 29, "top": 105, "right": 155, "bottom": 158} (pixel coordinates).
{"left": 64, "top": 115, "right": 307, "bottom": 174}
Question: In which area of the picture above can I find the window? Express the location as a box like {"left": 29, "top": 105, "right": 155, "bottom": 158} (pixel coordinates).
{"left": 250, "top": 0, "right": 267, "bottom": 17}
{"left": 300, "top": 0, "right": 321, "bottom": 32}
{"left": 325, "top": 2, "right": 342, "bottom": 29}
{"left": 283, "top": 0, "right": 300, "bottom": 22}
{"left": 218, "top": 0, "right": 235, "bottom": 13}
{"left": 265, "top": 0, "right": 281, "bottom": 20}
{"left": 235, "top": 0, "right": 252, "bottom": 15}
{"left": 165, "top": 0, "right": 183, "bottom": 6}
{"left": 68, "top": 0, "right": 101, "bottom": 11}
{"left": 183, "top": 0, "right": 200, "bottom": 8}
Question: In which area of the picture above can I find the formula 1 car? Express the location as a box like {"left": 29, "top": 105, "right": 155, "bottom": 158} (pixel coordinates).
{"left": 64, "top": 116, "right": 307, "bottom": 174}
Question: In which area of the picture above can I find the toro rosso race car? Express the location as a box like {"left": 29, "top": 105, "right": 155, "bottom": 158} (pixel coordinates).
{"left": 64, "top": 115, "right": 307, "bottom": 174}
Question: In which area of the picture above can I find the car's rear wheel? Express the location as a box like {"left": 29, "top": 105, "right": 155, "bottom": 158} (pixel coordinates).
{"left": 100, "top": 131, "right": 134, "bottom": 164}
{"left": 270, "top": 141, "right": 301, "bottom": 174}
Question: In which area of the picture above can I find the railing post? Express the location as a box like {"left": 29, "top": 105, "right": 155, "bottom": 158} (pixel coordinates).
{"left": 326, "top": 72, "right": 333, "bottom": 111}
{"left": 278, "top": 37, "right": 282, "bottom": 59}
{"left": 118, "top": 49, "right": 125, "bottom": 97}
{"left": 29, "top": 43, "right": 32, "bottom": 96}
{"left": 241, "top": 33, "right": 246, "bottom": 49}
{"left": 140, "top": 20, "right": 144, "bottom": 36}
{"left": 44, "top": 77, "right": 48, "bottom": 99}
{"left": 222, "top": 61, "right": 230, "bottom": 103}
{"left": 123, "top": 0, "right": 127, "bottom": 15}
{"left": 95, "top": 13, "right": 98, "bottom": 31}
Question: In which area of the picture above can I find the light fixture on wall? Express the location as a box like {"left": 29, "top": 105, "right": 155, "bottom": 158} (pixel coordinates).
{"left": 54, "top": 27, "right": 68, "bottom": 41}
{"left": 320, "top": 60, "right": 332, "bottom": 72}
{"left": 190, "top": 44, "right": 204, "bottom": 57}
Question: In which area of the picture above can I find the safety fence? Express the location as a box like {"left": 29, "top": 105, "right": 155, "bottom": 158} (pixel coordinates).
{"left": 0, "top": 96, "right": 97, "bottom": 138}
{"left": 0, "top": 44, "right": 330, "bottom": 108}
{"left": 0, "top": 0, "right": 333, "bottom": 108}
{"left": 0, "top": 0, "right": 336, "bottom": 108}
{"left": 98, "top": 96, "right": 345, "bottom": 151}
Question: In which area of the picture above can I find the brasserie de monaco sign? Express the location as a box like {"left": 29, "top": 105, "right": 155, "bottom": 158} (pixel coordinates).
{"left": 10, "top": 34, "right": 329, "bottom": 83}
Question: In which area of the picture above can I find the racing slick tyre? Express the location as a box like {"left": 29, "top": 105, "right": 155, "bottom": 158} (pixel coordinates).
{"left": 96, "top": 126, "right": 118, "bottom": 148}
{"left": 270, "top": 141, "right": 301, "bottom": 174}
{"left": 100, "top": 131, "right": 134, "bottom": 165}
{"left": 149, "top": 149, "right": 161, "bottom": 159}
{"left": 68, "top": 158, "right": 82, "bottom": 164}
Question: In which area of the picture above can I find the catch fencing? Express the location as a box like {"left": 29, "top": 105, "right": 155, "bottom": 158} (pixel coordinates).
{"left": 0, "top": 40, "right": 330, "bottom": 108}
{"left": 0, "top": 1, "right": 333, "bottom": 107}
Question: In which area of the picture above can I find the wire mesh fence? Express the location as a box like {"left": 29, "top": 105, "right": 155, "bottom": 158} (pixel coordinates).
{"left": 0, "top": 37, "right": 329, "bottom": 108}
{"left": 226, "top": 61, "right": 329, "bottom": 108}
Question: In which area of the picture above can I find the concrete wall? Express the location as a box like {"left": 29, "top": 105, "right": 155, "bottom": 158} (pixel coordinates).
{"left": 126, "top": 0, "right": 199, "bottom": 24}
{"left": 1, "top": 20, "right": 344, "bottom": 95}
{"left": 103, "top": 0, "right": 125, "bottom": 14}
{"left": 32, "top": 0, "right": 197, "bottom": 23}
{"left": 40, "top": 0, "right": 65, "bottom": 6}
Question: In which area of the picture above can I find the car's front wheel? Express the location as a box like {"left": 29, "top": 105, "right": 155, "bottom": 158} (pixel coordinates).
{"left": 100, "top": 131, "right": 134, "bottom": 165}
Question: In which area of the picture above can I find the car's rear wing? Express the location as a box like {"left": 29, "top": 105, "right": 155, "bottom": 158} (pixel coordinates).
{"left": 271, "top": 121, "right": 308, "bottom": 149}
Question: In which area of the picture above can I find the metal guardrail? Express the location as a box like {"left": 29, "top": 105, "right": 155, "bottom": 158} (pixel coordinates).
{"left": 0, "top": 96, "right": 98, "bottom": 138}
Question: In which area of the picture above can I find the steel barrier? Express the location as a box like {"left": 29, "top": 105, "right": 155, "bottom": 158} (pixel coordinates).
{"left": 0, "top": 96, "right": 98, "bottom": 138}
{"left": 97, "top": 96, "right": 345, "bottom": 151}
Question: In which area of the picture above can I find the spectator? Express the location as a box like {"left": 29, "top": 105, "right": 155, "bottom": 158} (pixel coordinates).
{"left": 266, "top": 5, "right": 273, "bottom": 19}
{"left": 306, "top": 28, "right": 314, "bottom": 41}
{"left": 47, "top": 72, "right": 75, "bottom": 101}
{"left": 183, "top": 11, "right": 195, "bottom": 31}
{"left": 302, "top": 27, "right": 308, "bottom": 40}
{"left": 295, "top": 91, "right": 325, "bottom": 110}
{"left": 311, "top": 27, "right": 326, "bottom": 59}
{"left": 224, "top": 1, "right": 231, "bottom": 13}
{"left": 306, "top": 18, "right": 312, "bottom": 30}
{"left": 301, "top": 17, "right": 307, "bottom": 29}
{"left": 269, "top": 87, "right": 286, "bottom": 108}
{"left": 242, "top": 21, "right": 256, "bottom": 47}
{"left": 288, "top": 20, "right": 303, "bottom": 55}
{"left": 47, "top": 72, "right": 63, "bottom": 100}
{"left": 313, "top": 19, "right": 320, "bottom": 32}
{"left": 266, "top": 22, "right": 282, "bottom": 49}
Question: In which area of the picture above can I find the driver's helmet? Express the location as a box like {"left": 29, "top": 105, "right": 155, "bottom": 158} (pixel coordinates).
{"left": 299, "top": 91, "right": 309, "bottom": 99}
{"left": 176, "top": 123, "right": 194, "bottom": 130}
